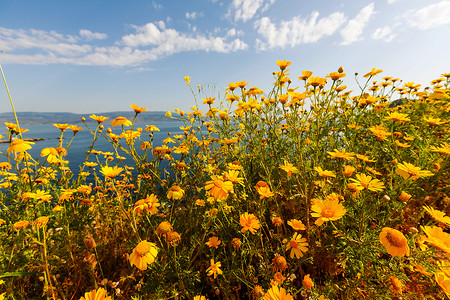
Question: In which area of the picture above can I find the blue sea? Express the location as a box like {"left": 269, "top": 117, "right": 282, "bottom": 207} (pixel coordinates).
{"left": 0, "top": 121, "right": 185, "bottom": 181}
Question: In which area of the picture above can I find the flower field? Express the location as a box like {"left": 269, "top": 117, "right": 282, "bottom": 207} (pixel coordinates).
{"left": 0, "top": 61, "right": 449, "bottom": 299}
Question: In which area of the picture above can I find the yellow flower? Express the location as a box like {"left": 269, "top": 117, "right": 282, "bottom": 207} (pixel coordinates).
{"left": 435, "top": 271, "right": 450, "bottom": 297}
{"left": 205, "top": 176, "right": 233, "bottom": 200}
{"left": 379, "top": 227, "right": 410, "bottom": 257}
{"left": 287, "top": 219, "right": 306, "bottom": 231}
{"left": 363, "top": 68, "right": 383, "bottom": 78}
{"left": 264, "top": 285, "right": 293, "bottom": 300}
{"left": 369, "top": 125, "right": 391, "bottom": 141}
{"left": 206, "top": 259, "right": 222, "bottom": 279}
{"left": 314, "top": 167, "right": 336, "bottom": 178}
{"left": 430, "top": 142, "right": 450, "bottom": 155}
{"left": 311, "top": 198, "right": 347, "bottom": 226}
{"left": 349, "top": 173, "right": 385, "bottom": 192}
{"left": 255, "top": 181, "right": 274, "bottom": 199}
{"left": 424, "top": 206, "right": 450, "bottom": 226}
{"left": 205, "top": 236, "right": 221, "bottom": 248}
{"left": 167, "top": 185, "right": 185, "bottom": 200}
{"left": 129, "top": 240, "right": 158, "bottom": 270}
{"left": 389, "top": 276, "right": 403, "bottom": 295}
{"left": 421, "top": 225, "right": 450, "bottom": 254}
{"left": 89, "top": 114, "right": 109, "bottom": 123}
{"left": 279, "top": 161, "right": 298, "bottom": 177}
{"left": 298, "top": 70, "right": 313, "bottom": 80}
{"left": 100, "top": 166, "right": 123, "bottom": 179}
{"left": 130, "top": 103, "right": 148, "bottom": 114}
{"left": 7, "top": 139, "right": 34, "bottom": 153}
{"left": 285, "top": 232, "right": 308, "bottom": 258}
{"left": 33, "top": 216, "right": 49, "bottom": 228}
{"left": 134, "top": 194, "right": 160, "bottom": 215}
{"left": 193, "top": 296, "right": 207, "bottom": 300}
{"left": 240, "top": 212, "right": 261, "bottom": 234}
{"left": 396, "top": 162, "right": 434, "bottom": 180}
{"left": 156, "top": 221, "right": 173, "bottom": 236}
{"left": 384, "top": 112, "right": 411, "bottom": 123}
{"left": 111, "top": 116, "right": 132, "bottom": 127}
{"left": 183, "top": 76, "right": 191, "bottom": 85}
{"left": 308, "top": 77, "right": 327, "bottom": 87}
{"left": 80, "top": 287, "right": 112, "bottom": 300}
{"left": 276, "top": 60, "right": 291, "bottom": 70}
{"left": 53, "top": 123, "right": 70, "bottom": 131}
{"left": 144, "top": 125, "right": 160, "bottom": 132}
{"left": 326, "top": 72, "right": 346, "bottom": 81}
{"left": 327, "top": 148, "right": 354, "bottom": 160}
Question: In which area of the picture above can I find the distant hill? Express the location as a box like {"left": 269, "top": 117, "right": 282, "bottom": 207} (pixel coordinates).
{"left": 0, "top": 111, "right": 172, "bottom": 125}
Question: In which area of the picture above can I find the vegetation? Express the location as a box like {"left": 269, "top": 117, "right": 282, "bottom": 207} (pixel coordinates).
{"left": 0, "top": 61, "right": 449, "bottom": 299}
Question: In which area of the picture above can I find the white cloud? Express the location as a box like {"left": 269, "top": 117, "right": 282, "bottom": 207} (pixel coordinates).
{"left": 253, "top": 11, "right": 346, "bottom": 50}
{"left": 79, "top": 29, "right": 107, "bottom": 40}
{"left": 372, "top": 26, "right": 395, "bottom": 42}
{"left": 340, "top": 3, "right": 375, "bottom": 45}
{"left": 228, "top": 0, "right": 274, "bottom": 22}
{"left": 185, "top": 11, "right": 203, "bottom": 20}
{"left": 387, "top": 0, "right": 399, "bottom": 4}
{"left": 405, "top": 1, "right": 450, "bottom": 30}
{"left": 0, "top": 23, "right": 248, "bottom": 66}
{"left": 0, "top": 27, "right": 91, "bottom": 56}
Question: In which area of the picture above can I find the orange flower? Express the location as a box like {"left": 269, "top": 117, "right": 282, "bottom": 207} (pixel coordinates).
{"left": 156, "top": 221, "right": 173, "bottom": 236}
{"left": 205, "top": 176, "right": 233, "bottom": 200}
{"left": 343, "top": 165, "right": 355, "bottom": 177}
{"left": 134, "top": 194, "right": 160, "bottom": 215}
{"left": 287, "top": 219, "right": 306, "bottom": 231}
{"left": 302, "top": 274, "right": 314, "bottom": 289}
{"left": 308, "top": 77, "right": 327, "bottom": 87}
{"left": 205, "top": 236, "right": 221, "bottom": 248}
{"left": 398, "top": 191, "right": 412, "bottom": 202}
{"left": 379, "top": 227, "right": 410, "bottom": 257}
{"left": 285, "top": 232, "right": 308, "bottom": 258}
{"left": 272, "top": 255, "right": 288, "bottom": 272}
{"left": 129, "top": 240, "right": 158, "bottom": 270}
{"left": 13, "top": 220, "right": 29, "bottom": 230}
{"left": 130, "top": 103, "right": 148, "bottom": 114}
{"left": 255, "top": 181, "right": 274, "bottom": 199}
{"left": 240, "top": 212, "right": 261, "bottom": 234}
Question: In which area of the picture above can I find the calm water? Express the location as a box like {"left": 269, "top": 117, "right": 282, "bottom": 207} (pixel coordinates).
{"left": 0, "top": 121, "right": 184, "bottom": 180}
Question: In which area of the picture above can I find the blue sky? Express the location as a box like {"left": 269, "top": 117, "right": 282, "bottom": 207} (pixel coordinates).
{"left": 0, "top": 0, "right": 449, "bottom": 114}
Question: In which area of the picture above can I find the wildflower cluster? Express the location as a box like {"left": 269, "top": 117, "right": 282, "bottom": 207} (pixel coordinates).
{"left": 0, "top": 62, "right": 449, "bottom": 299}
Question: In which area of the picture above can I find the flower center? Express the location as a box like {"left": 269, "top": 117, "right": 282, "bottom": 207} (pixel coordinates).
{"left": 322, "top": 209, "right": 334, "bottom": 218}
{"left": 385, "top": 231, "right": 406, "bottom": 248}
{"left": 290, "top": 240, "right": 299, "bottom": 248}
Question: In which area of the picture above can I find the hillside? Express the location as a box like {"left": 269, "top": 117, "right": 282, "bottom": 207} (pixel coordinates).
{"left": 0, "top": 111, "right": 171, "bottom": 125}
